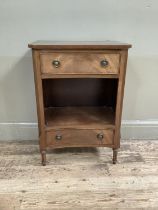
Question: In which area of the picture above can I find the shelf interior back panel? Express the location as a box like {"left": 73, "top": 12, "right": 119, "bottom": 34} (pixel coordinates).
{"left": 42, "top": 78, "right": 118, "bottom": 109}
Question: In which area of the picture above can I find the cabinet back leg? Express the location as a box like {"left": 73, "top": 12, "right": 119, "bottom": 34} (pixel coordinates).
{"left": 112, "top": 148, "right": 118, "bottom": 164}
{"left": 41, "top": 150, "right": 46, "bottom": 166}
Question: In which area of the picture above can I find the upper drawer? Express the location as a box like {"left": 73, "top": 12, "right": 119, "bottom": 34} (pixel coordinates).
{"left": 40, "top": 52, "right": 120, "bottom": 75}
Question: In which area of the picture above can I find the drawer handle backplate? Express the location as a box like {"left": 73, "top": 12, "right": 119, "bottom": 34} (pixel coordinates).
{"left": 52, "top": 60, "right": 60, "bottom": 68}
{"left": 100, "top": 59, "right": 109, "bottom": 67}
{"left": 97, "top": 133, "right": 104, "bottom": 140}
{"left": 55, "top": 134, "right": 62, "bottom": 141}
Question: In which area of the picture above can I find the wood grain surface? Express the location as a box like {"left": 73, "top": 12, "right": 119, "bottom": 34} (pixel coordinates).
{"left": 0, "top": 140, "right": 157, "bottom": 210}
{"left": 28, "top": 41, "right": 132, "bottom": 50}
{"left": 45, "top": 107, "right": 115, "bottom": 130}
{"left": 40, "top": 52, "right": 120, "bottom": 75}
{"left": 46, "top": 129, "right": 114, "bottom": 148}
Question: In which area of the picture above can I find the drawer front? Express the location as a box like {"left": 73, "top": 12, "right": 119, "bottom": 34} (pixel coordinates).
{"left": 46, "top": 129, "right": 114, "bottom": 148}
{"left": 40, "top": 52, "right": 120, "bottom": 75}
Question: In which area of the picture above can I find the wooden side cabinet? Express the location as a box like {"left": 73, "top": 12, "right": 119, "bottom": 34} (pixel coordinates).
{"left": 28, "top": 41, "right": 132, "bottom": 166}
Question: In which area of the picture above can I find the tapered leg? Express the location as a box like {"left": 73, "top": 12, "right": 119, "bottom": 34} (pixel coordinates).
{"left": 41, "top": 150, "right": 46, "bottom": 166}
{"left": 112, "top": 148, "right": 118, "bottom": 164}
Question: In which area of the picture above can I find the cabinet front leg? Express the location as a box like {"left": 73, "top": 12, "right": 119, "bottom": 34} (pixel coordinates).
{"left": 112, "top": 148, "right": 118, "bottom": 164}
{"left": 41, "top": 150, "right": 46, "bottom": 166}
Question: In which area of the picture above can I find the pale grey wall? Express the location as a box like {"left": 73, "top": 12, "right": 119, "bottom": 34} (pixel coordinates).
{"left": 0, "top": 0, "right": 158, "bottom": 139}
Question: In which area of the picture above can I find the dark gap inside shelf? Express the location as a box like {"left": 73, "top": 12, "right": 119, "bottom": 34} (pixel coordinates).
{"left": 42, "top": 78, "right": 118, "bottom": 129}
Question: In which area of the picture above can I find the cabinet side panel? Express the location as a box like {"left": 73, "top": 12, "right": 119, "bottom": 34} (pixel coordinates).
{"left": 114, "top": 50, "right": 128, "bottom": 148}
{"left": 32, "top": 50, "right": 46, "bottom": 150}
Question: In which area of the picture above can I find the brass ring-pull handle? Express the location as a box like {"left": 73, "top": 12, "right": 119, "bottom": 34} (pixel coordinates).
{"left": 100, "top": 59, "right": 108, "bottom": 67}
{"left": 55, "top": 134, "right": 62, "bottom": 141}
{"left": 52, "top": 60, "right": 60, "bottom": 68}
{"left": 97, "top": 133, "right": 104, "bottom": 140}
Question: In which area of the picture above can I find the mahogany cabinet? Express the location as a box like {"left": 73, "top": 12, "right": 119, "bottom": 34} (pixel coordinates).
{"left": 28, "top": 41, "right": 131, "bottom": 165}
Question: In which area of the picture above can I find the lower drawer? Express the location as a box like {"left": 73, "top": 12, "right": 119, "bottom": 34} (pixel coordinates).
{"left": 46, "top": 129, "right": 114, "bottom": 148}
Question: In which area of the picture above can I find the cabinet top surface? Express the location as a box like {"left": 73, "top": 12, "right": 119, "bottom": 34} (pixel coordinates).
{"left": 28, "top": 41, "right": 132, "bottom": 50}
